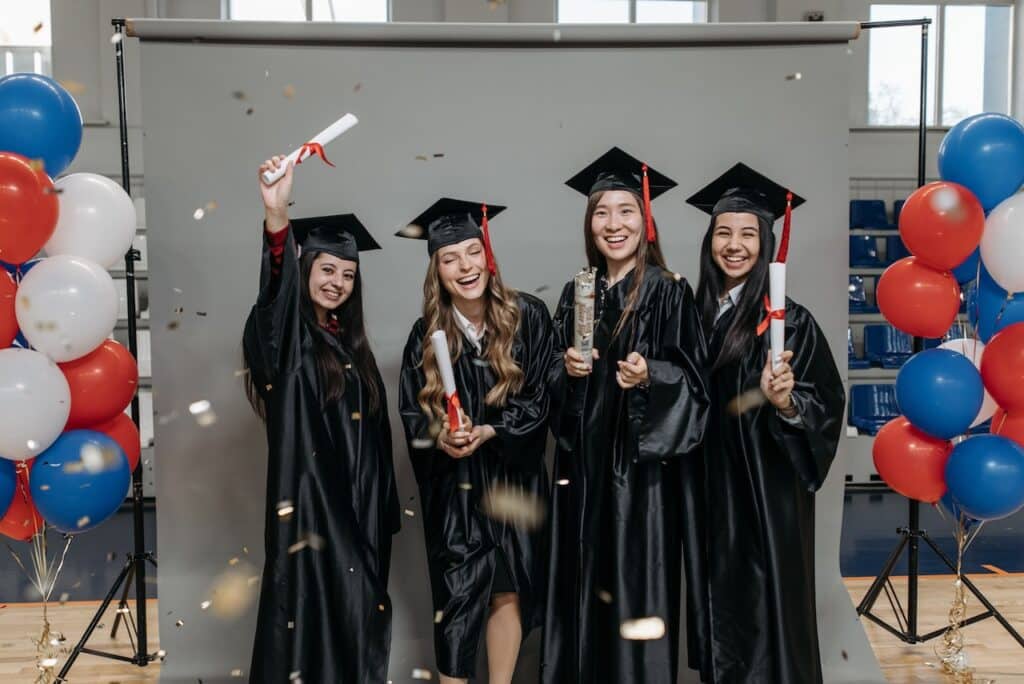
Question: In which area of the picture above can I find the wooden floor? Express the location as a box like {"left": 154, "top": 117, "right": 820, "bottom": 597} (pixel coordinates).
{"left": 1, "top": 579, "right": 1022, "bottom": 683}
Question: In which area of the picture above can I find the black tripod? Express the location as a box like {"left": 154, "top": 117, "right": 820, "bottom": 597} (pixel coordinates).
{"left": 855, "top": 17, "right": 1024, "bottom": 651}
{"left": 57, "top": 19, "right": 161, "bottom": 680}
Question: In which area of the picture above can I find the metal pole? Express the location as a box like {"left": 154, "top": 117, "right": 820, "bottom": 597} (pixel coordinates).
{"left": 112, "top": 17, "right": 150, "bottom": 665}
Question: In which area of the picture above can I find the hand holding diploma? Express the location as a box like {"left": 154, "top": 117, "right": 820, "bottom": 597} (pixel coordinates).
{"left": 261, "top": 113, "right": 359, "bottom": 186}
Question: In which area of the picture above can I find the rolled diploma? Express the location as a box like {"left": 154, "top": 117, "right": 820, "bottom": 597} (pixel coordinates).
{"left": 429, "top": 330, "right": 464, "bottom": 430}
{"left": 769, "top": 262, "right": 786, "bottom": 370}
{"left": 261, "top": 113, "right": 359, "bottom": 185}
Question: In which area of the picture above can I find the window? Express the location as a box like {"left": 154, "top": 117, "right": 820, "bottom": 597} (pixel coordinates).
{"left": 558, "top": 0, "right": 707, "bottom": 23}
{"left": 228, "top": 0, "right": 387, "bottom": 22}
{"left": 0, "top": 1, "right": 51, "bottom": 76}
{"left": 867, "top": 2, "right": 1012, "bottom": 127}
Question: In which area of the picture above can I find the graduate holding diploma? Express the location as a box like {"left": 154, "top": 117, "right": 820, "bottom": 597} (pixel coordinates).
{"left": 688, "top": 163, "right": 845, "bottom": 684}
{"left": 397, "top": 198, "right": 553, "bottom": 684}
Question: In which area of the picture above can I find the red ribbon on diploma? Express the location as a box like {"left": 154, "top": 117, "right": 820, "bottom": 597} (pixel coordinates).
{"left": 756, "top": 294, "right": 785, "bottom": 336}
{"left": 296, "top": 142, "right": 336, "bottom": 168}
{"left": 446, "top": 392, "right": 463, "bottom": 433}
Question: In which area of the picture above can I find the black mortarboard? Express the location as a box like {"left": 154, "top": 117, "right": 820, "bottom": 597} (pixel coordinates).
{"left": 399, "top": 198, "right": 507, "bottom": 272}
{"left": 686, "top": 163, "right": 806, "bottom": 262}
{"left": 291, "top": 213, "right": 381, "bottom": 262}
{"left": 685, "top": 162, "right": 805, "bottom": 222}
{"left": 565, "top": 146, "right": 676, "bottom": 242}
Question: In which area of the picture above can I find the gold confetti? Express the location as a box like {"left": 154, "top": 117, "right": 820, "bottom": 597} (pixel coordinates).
{"left": 234, "top": 369, "right": 250, "bottom": 377}
{"left": 33, "top": 22, "right": 44, "bottom": 33}
{"left": 481, "top": 484, "right": 546, "bottom": 530}
{"left": 39, "top": 657, "right": 58, "bottom": 668}
{"left": 534, "top": 285, "right": 550, "bottom": 293}
{"left": 411, "top": 437, "right": 435, "bottom": 450}
{"left": 175, "top": 619, "right": 184, "bottom": 628}
{"left": 193, "top": 208, "right": 205, "bottom": 220}
{"left": 556, "top": 478, "right": 570, "bottom": 486}
{"left": 157, "top": 649, "right": 167, "bottom": 659}
{"left": 231, "top": 669, "right": 243, "bottom": 677}
{"left": 597, "top": 589, "right": 613, "bottom": 604}
{"left": 289, "top": 672, "right": 302, "bottom": 681}
{"left": 377, "top": 604, "right": 385, "bottom": 612}
{"left": 458, "top": 482, "right": 473, "bottom": 491}
{"left": 76, "top": 515, "right": 91, "bottom": 528}
{"left": 58, "top": 592, "right": 70, "bottom": 605}
{"left": 245, "top": 107, "right": 255, "bottom": 116}
{"left": 232, "top": 90, "right": 246, "bottom": 100}
{"left": 276, "top": 500, "right": 295, "bottom": 519}
{"left": 403, "top": 509, "right": 415, "bottom": 517}
{"left": 412, "top": 668, "right": 433, "bottom": 680}
{"left": 287, "top": 620, "right": 295, "bottom": 629}
{"left": 205, "top": 200, "right": 219, "bottom": 212}
{"left": 432, "top": 153, "right": 445, "bottom": 158}
{"left": 229, "top": 557, "right": 240, "bottom": 566}
{"left": 28, "top": 158, "right": 44, "bottom": 172}
{"left": 415, "top": 155, "right": 429, "bottom": 161}
{"left": 283, "top": 84, "right": 296, "bottom": 99}
{"left": 110, "top": 32, "right": 123, "bottom": 44}
{"left": 351, "top": 412, "right": 362, "bottom": 421}
{"left": 167, "top": 321, "right": 180, "bottom": 331}
{"left": 620, "top": 616, "right": 666, "bottom": 640}
{"left": 434, "top": 610, "right": 444, "bottom": 623}
{"left": 726, "top": 388, "right": 767, "bottom": 416}
{"left": 57, "top": 80, "right": 87, "bottom": 96}
{"left": 785, "top": 72, "right": 802, "bottom": 81}
{"left": 201, "top": 600, "right": 212, "bottom": 610}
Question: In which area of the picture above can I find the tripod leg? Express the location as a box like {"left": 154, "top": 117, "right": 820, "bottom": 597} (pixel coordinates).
{"left": 858, "top": 534, "right": 910, "bottom": 615}
{"left": 110, "top": 567, "right": 135, "bottom": 639}
{"left": 57, "top": 558, "right": 133, "bottom": 681}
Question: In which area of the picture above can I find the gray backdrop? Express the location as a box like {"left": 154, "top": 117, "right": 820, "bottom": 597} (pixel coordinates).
{"left": 133, "top": 20, "right": 882, "bottom": 683}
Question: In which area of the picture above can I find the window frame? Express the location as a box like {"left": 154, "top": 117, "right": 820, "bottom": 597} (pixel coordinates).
{"left": 225, "top": 0, "right": 390, "bottom": 23}
{"left": 866, "top": 0, "right": 1014, "bottom": 128}
{"left": 557, "top": 0, "right": 708, "bottom": 24}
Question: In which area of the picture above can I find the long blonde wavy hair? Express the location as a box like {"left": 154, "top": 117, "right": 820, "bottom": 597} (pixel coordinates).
{"left": 417, "top": 246, "right": 524, "bottom": 421}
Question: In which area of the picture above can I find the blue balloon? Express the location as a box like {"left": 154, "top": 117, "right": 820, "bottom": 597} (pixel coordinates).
{"left": 951, "top": 248, "right": 981, "bottom": 285}
{"left": 945, "top": 435, "right": 1024, "bottom": 521}
{"left": 966, "top": 264, "right": 1024, "bottom": 342}
{"left": 0, "top": 73, "right": 83, "bottom": 177}
{"left": 0, "top": 259, "right": 40, "bottom": 349}
{"left": 0, "top": 458, "right": 16, "bottom": 520}
{"left": 939, "top": 491, "right": 979, "bottom": 531}
{"left": 30, "top": 431, "right": 130, "bottom": 534}
{"left": 896, "top": 349, "right": 984, "bottom": 439}
{"left": 938, "top": 113, "right": 1024, "bottom": 211}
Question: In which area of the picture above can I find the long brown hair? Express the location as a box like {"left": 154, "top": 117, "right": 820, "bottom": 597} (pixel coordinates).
{"left": 244, "top": 250, "right": 382, "bottom": 420}
{"left": 416, "top": 244, "right": 524, "bottom": 422}
{"left": 583, "top": 190, "right": 668, "bottom": 339}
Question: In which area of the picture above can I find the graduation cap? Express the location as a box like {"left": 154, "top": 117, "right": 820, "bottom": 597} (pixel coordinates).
{"left": 685, "top": 162, "right": 805, "bottom": 263}
{"left": 291, "top": 213, "right": 381, "bottom": 262}
{"left": 398, "top": 197, "right": 507, "bottom": 274}
{"left": 564, "top": 146, "right": 677, "bottom": 244}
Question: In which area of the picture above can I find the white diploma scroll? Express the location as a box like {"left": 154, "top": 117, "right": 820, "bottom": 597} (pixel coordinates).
{"left": 429, "top": 329, "right": 464, "bottom": 431}
{"left": 769, "top": 262, "right": 786, "bottom": 370}
{"left": 261, "top": 113, "right": 359, "bottom": 185}
{"left": 574, "top": 267, "right": 597, "bottom": 366}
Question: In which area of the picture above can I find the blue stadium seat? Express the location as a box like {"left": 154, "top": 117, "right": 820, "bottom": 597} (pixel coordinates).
{"left": 884, "top": 236, "right": 911, "bottom": 265}
{"left": 850, "top": 199, "right": 895, "bottom": 230}
{"left": 894, "top": 199, "right": 906, "bottom": 225}
{"left": 864, "top": 324, "right": 913, "bottom": 368}
{"left": 849, "top": 275, "right": 877, "bottom": 313}
{"left": 849, "top": 384, "right": 900, "bottom": 435}
{"left": 850, "top": 235, "right": 882, "bottom": 267}
{"left": 849, "top": 328, "right": 871, "bottom": 369}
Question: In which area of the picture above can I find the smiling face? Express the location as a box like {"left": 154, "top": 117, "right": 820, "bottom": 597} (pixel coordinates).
{"left": 589, "top": 190, "right": 643, "bottom": 270}
{"left": 436, "top": 237, "right": 490, "bottom": 305}
{"left": 307, "top": 252, "right": 357, "bottom": 318}
{"left": 711, "top": 211, "right": 762, "bottom": 290}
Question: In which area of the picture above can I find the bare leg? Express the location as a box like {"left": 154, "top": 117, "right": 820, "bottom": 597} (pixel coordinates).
{"left": 486, "top": 592, "right": 522, "bottom": 684}
{"left": 438, "top": 676, "right": 469, "bottom": 684}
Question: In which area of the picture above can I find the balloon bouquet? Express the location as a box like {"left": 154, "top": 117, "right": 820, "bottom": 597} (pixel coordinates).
{"left": 871, "top": 112, "right": 1024, "bottom": 679}
{"left": 0, "top": 72, "right": 140, "bottom": 676}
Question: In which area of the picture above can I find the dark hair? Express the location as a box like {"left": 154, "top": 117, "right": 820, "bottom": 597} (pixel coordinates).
{"left": 582, "top": 190, "right": 667, "bottom": 339}
{"left": 695, "top": 212, "right": 775, "bottom": 370}
{"left": 244, "top": 250, "right": 382, "bottom": 420}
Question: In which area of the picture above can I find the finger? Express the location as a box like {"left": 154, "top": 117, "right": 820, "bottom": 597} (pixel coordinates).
{"left": 591, "top": 348, "right": 600, "bottom": 360}
{"left": 771, "top": 363, "right": 792, "bottom": 378}
{"left": 780, "top": 350, "right": 794, "bottom": 362}
{"left": 566, "top": 347, "right": 583, "bottom": 363}
{"left": 618, "top": 361, "right": 641, "bottom": 374}
{"left": 626, "top": 351, "right": 642, "bottom": 365}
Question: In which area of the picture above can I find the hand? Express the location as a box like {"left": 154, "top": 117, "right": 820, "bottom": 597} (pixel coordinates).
{"left": 258, "top": 155, "right": 294, "bottom": 231}
{"left": 760, "top": 350, "right": 796, "bottom": 413}
{"left": 565, "top": 346, "right": 599, "bottom": 378}
{"left": 437, "top": 418, "right": 495, "bottom": 459}
{"left": 616, "top": 351, "right": 649, "bottom": 390}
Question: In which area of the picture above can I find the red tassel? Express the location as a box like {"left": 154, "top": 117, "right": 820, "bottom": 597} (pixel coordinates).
{"left": 446, "top": 393, "right": 463, "bottom": 432}
{"left": 481, "top": 203, "right": 496, "bottom": 275}
{"left": 776, "top": 191, "right": 793, "bottom": 264}
{"left": 642, "top": 163, "right": 655, "bottom": 243}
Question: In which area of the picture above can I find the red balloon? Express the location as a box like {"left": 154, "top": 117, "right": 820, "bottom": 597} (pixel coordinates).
{"left": 876, "top": 257, "right": 961, "bottom": 338}
{"left": 981, "top": 322, "right": 1024, "bottom": 411}
{"left": 0, "top": 271, "right": 16, "bottom": 347}
{"left": 899, "top": 182, "right": 985, "bottom": 271}
{"left": 88, "top": 412, "right": 141, "bottom": 472}
{"left": 990, "top": 408, "right": 1024, "bottom": 449}
{"left": 873, "top": 416, "right": 953, "bottom": 503}
{"left": 60, "top": 339, "right": 139, "bottom": 430}
{"left": 0, "top": 152, "right": 59, "bottom": 264}
{"left": 0, "top": 462, "right": 43, "bottom": 542}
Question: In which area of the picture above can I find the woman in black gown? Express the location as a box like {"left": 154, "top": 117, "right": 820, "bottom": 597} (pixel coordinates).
{"left": 242, "top": 156, "right": 400, "bottom": 683}
{"left": 542, "top": 147, "right": 709, "bottom": 684}
{"left": 687, "top": 163, "right": 845, "bottom": 683}
{"left": 397, "top": 198, "right": 552, "bottom": 684}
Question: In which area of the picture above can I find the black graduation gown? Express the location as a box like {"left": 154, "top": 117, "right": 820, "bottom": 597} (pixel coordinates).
{"left": 243, "top": 228, "right": 401, "bottom": 684}
{"left": 702, "top": 298, "right": 844, "bottom": 684}
{"left": 541, "top": 265, "right": 710, "bottom": 684}
{"left": 398, "top": 293, "right": 553, "bottom": 679}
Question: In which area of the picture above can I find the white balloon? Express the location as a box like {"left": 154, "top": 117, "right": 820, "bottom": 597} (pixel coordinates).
{"left": 0, "top": 348, "right": 70, "bottom": 460}
{"left": 980, "top": 193, "right": 1024, "bottom": 293}
{"left": 938, "top": 337, "right": 996, "bottom": 428}
{"left": 43, "top": 173, "right": 137, "bottom": 269}
{"left": 14, "top": 255, "right": 119, "bottom": 362}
